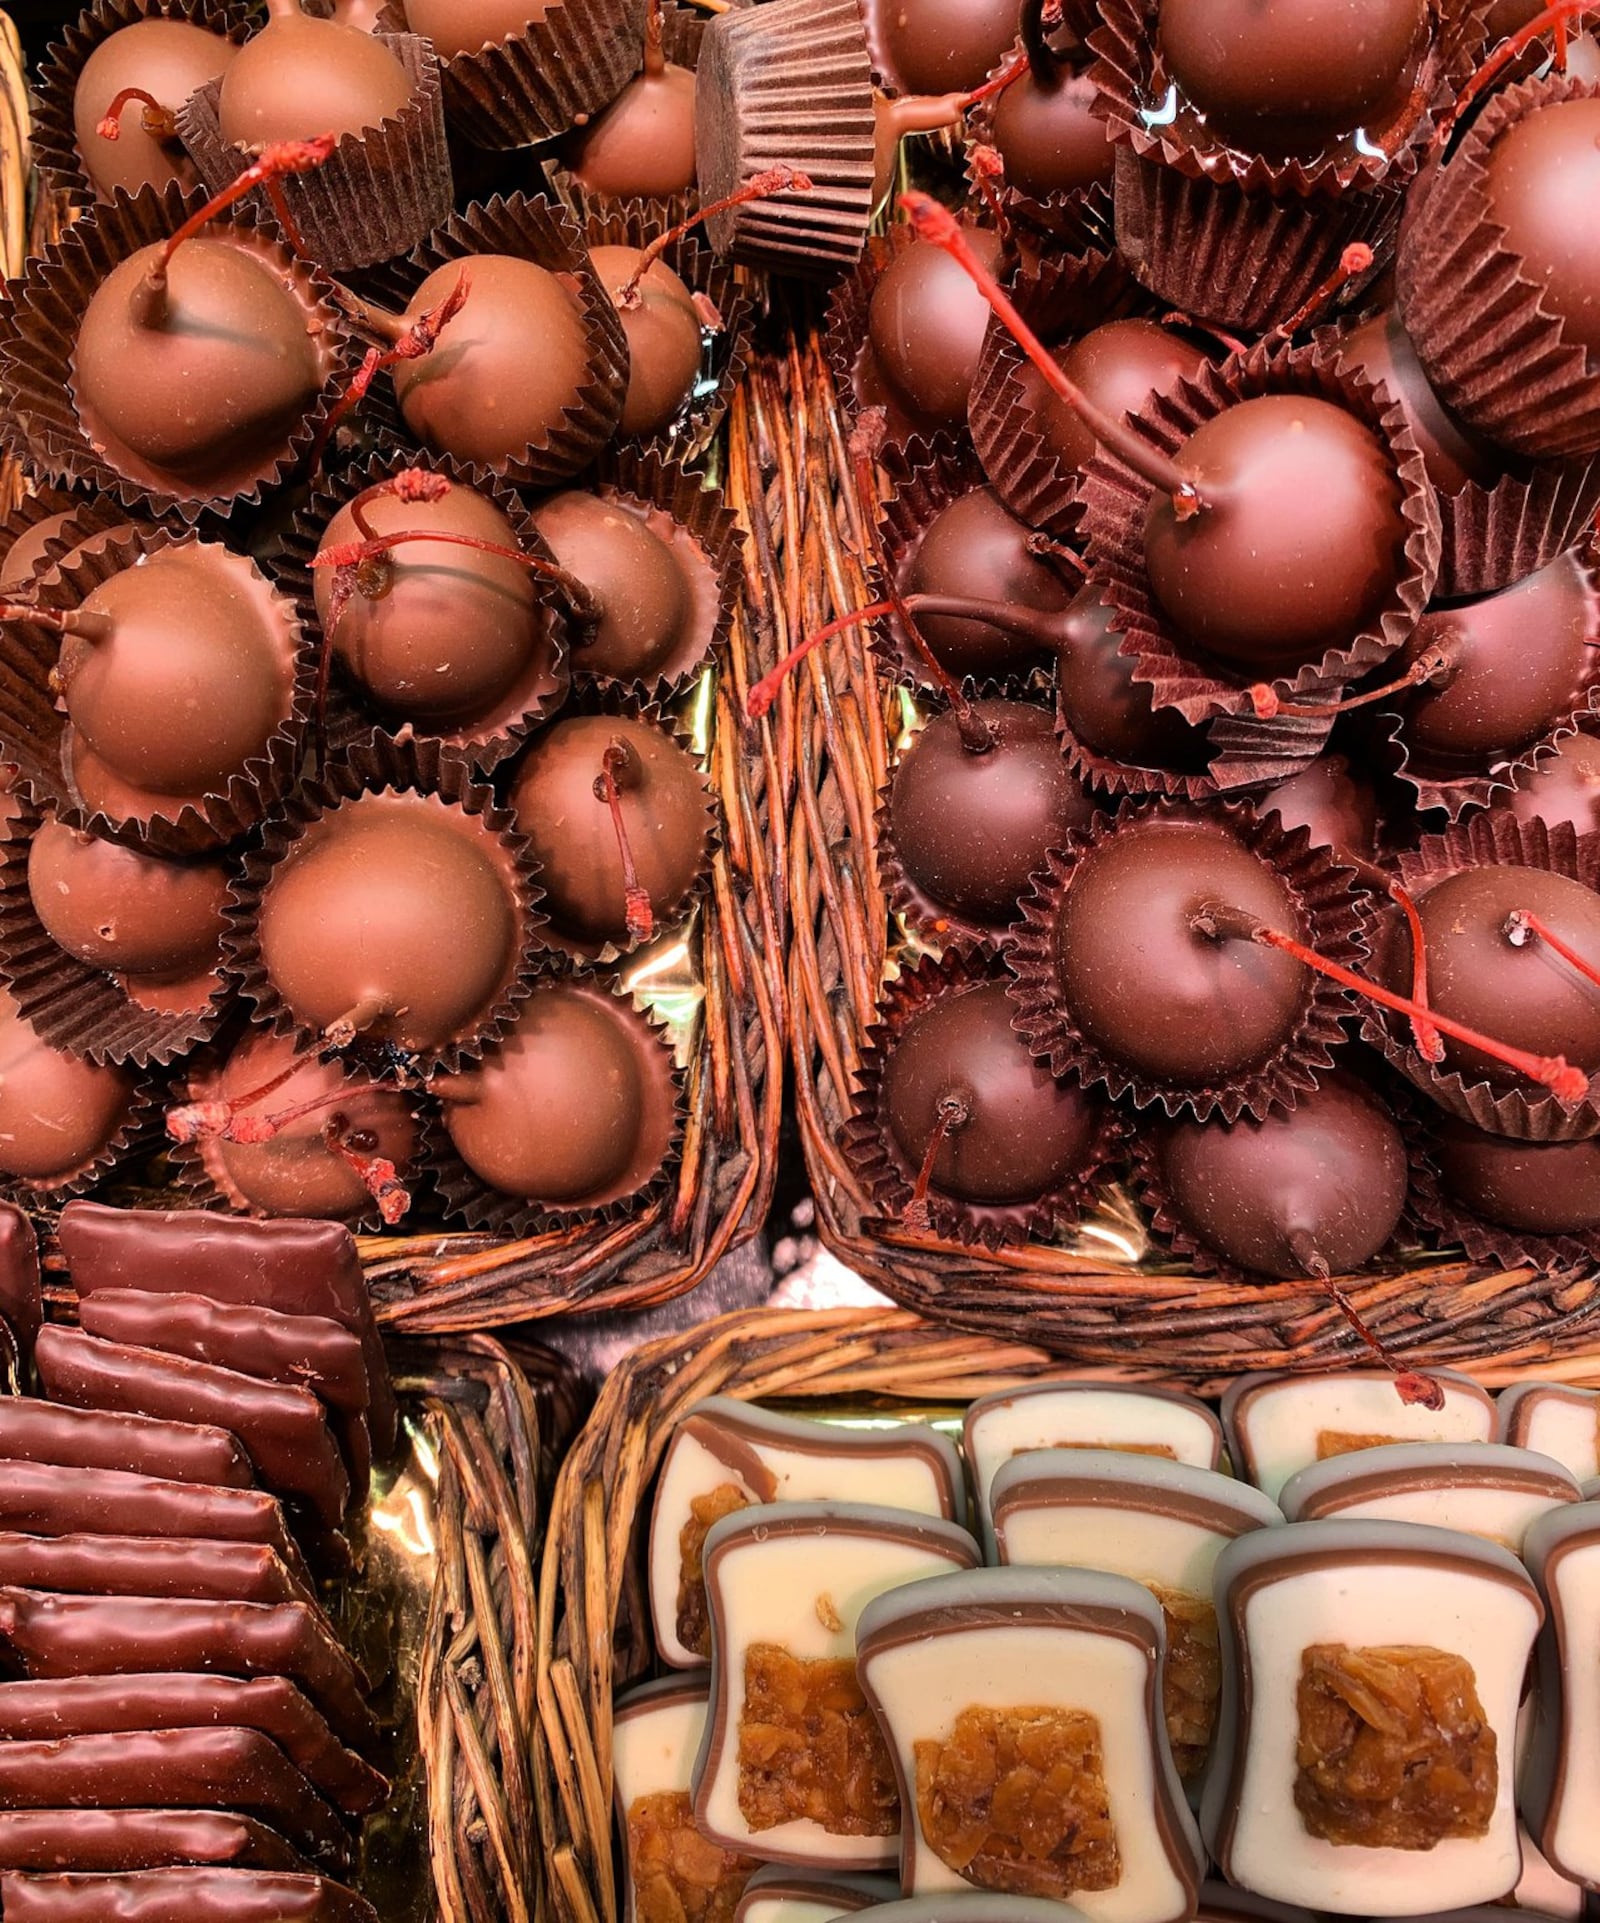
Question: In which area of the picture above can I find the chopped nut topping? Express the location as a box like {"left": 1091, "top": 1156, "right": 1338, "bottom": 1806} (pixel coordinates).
{"left": 628, "top": 1790, "right": 757, "bottom": 1923}
{"left": 1149, "top": 1584, "right": 1220, "bottom": 1780}
{"left": 1315, "top": 1430, "right": 1405, "bottom": 1461}
{"left": 676, "top": 1483, "right": 751, "bottom": 1656}
{"left": 738, "top": 1643, "right": 899, "bottom": 1836}
{"left": 815, "top": 1593, "right": 843, "bottom": 1633}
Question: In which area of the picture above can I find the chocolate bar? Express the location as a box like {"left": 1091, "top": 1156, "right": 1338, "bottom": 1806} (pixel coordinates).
{"left": 0, "top": 1533, "right": 315, "bottom": 1608}
{"left": 1277, "top": 1441, "right": 1579, "bottom": 1551}
{"left": 0, "top": 1400, "right": 253, "bottom": 1490}
{"left": 0, "top": 1867, "right": 379, "bottom": 1920}
{"left": 0, "top": 1808, "right": 305, "bottom": 1873}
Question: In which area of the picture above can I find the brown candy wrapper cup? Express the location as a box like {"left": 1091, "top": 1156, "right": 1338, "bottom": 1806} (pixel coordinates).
{"left": 226, "top": 733, "right": 547, "bottom": 1083}
{"left": 177, "top": 32, "right": 451, "bottom": 274}
{"left": 0, "top": 488, "right": 130, "bottom": 594}
{"left": 1398, "top": 72, "right": 1600, "bottom": 462}
{"left": 0, "top": 786, "right": 236, "bottom": 1068}
{"left": 840, "top": 946, "right": 1119, "bottom": 1251}
{"left": 0, "top": 183, "right": 347, "bottom": 522}
{"left": 344, "top": 192, "right": 628, "bottom": 489}
{"left": 0, "top": 1018, "right": 158, "bottom": 1206}
{"left": 1005, "top": 797, "right": 1371, "bottom": 1123}
{"left": 0, "top": 524, "right": 311, "bottom": 859}
{"left": 1436, "top": 451, "right": 1600, "bottom": 600}
{"left": 426, "top": 972, "right": 685, "bottom": 1237}
{"left": 271, "top": 445, "right": 570, "bottom": 775}
{"left": 394, "top": 0, "right": 647, "bottom": 150}
{"left": 534, "top": 445, "right": 742, "bottom": 701}
{"left": 694, "top": 0, "right": 877, "bottom": 275}
{"left": 30, "top": 0, "right": 254, "bottom": 206}
{"left": 1368, "top": 813, "right": 1600, "bottom": 1140}
{"left": 966, "top": 245, "right": 1150, "bottom": 536}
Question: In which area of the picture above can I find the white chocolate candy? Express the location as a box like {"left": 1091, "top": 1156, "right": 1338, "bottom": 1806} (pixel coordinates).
{"left": 1521, "top": 1501, "right": 1600, "bottom": 1895}
{"left": 1194, "top": 1878, "right": 1317, "bottom": 1923}
{"left": 692, "top": 1499, "right": 980, "bottom": 1868}
{"left": 1201, "top": 1519, "right": 1543, "bottom": 1916}
{"left": 850, "top": 1899, "right": 1094, "bottom": 1923}
{"left": 1222, "top": 1371, "right": 1496, "bottom": 1501}
{"left": 735, "top": 1865, "right": 898, "bottom": 1923}
{"left": 651, "top": 1398, "right": 966, "bottom": 1668}
{"left": 1506, "top": 1826, "right": 1585, "bottom": 1918}
{"left": 856, "top": 1566, "right": 1204, "bottom": 1923}
{"left": 1277, "top": 1443, "right": 1579, "bottom": 1551}
{"left": 1498, "top": 1385, "right": 1600, "bottom": 1485}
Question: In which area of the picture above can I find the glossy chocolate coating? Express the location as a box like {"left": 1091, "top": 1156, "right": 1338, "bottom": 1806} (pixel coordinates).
{"left": 1153, "top": 1069, "right": 1407, "bottom": 1278}
{"left": 1019, "top": 319, "right": 1208, "bottom": 478}
{"left": 0, "top": 1809, "right": 304, "bottom": 1874}
{"left": 989, "top": 67, "right": 1111, "bottom": 200}
{"left": 1338, "top": 308, "right": 1499, "bottom": 495}
{"left": 393, "top": 256, "right": 593, "bottom": 472}
{"left": 0, "top": 1207, "right": 40, "bottom": 1356}
{"left": 405, "top": 0, "right": 546, "bottom": 58}
{"left": 903, "top": 486, "right": 1073, "bottom": 681}
{"left": 868, "top": 227, "right": 1006, "bottom": 433}
{"left": 0, "top": 1532, "right": 311, "bottom": 1608}
{"left": 73, "top": 241, "right": 322, "bottom": 491}
{"left": 314, "top": 483, "right": 547, "bottom": 728}
{"left": 1485, "top": 97, "right": 1600, "bottom": 362}
{"left": 73, "top": 20, "right": 237, "bottom": 198}
{"left": 888, "top": 700, "right": 1095, "bottom": 929}
{"left": 561, "top": 62, "right": 698, "bottom": 199}
{"left": 1432, "top": 1113, "right": 1600, "bottom": 1234}
{"left": 1145, "top": 394, "right": 1409, "bottom": 673}
{"left": 1258, "top": 754, "right": 1380, "bottom": 862}
{"left": 1055, "top": 586, "right": 1212, "bottom": 772}
{"left": 508, "top": 713, "right": 709, "bottom": 951}
{"left": 1051, "top": 816, "right": 1307, "bottom": 1085}
{"left": 0, "top": 1398, "right": 250, "bottom": 1490}
{"left": 257, "top": 791, "right": 522, "bottom": 1056}
{"left": 438, "top": 981, "right": 677, "bottom": 1205}
{"left": 0, "top": 1868, "right": 377, "bottom": 1923}
{"left": 27, "top": 817, "right": 227, "bottom": 986}
{"left": 531, "top": 490, "right": 692, "bottom": 681}
{"left": 883, "top": 979, "right": 1101, "bottom": 1206}
{"left": 218, "top": 9, "right": 411, "bottom": 145}
{"left": 590, "top": 244, "right": 703, "bottom": 437}
{"left": 873, "top": 0, "right": 1020, "bottom": 93}
{"left": 1508, "top": 730, "right": 1600, "bottom": 834}
{"left": 1156, "top": 0, "right": 1428, "bottom": 159}
{"left": 0, "top": 991, "right": 134, "bottom": 1185}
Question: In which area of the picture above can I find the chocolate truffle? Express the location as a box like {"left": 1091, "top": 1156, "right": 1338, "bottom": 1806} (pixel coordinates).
{"left": 871, "top": 0, "right": 1021, "bottom": 95}
{"left": 1055, "top": 587, "right": 1213, "bottom": 777}
{"left": 1019, "top": 319, "right": 1208, "bottom": 479}
{"left": 1484, "top": 96, "right": 1600, "bottom": 361}
{"left": 1508, "top": 731, "right": 1600, "bottom": 835}
{"left": 0, "top": 988, "right": 136, "bottom": 1187}
{"left": 902, "top": 486, "right": 1073, "bottom": 682}
{"left": 73, "top": 18, "right": 238, "bottom": 198}
{"left": 590, "top": 244, "right": 704, "bottom": 437}
{"left": 1257, "top": 755, "right": 1380, "bottom": 863}
{"left": 217, "top": 0, "right": 412, "bottom": 146}
{"left": 530, "top": 490, "right": 693, "bottom": 683}
{"left": 987, "top": 65, "right": 1111, "bottom": 202}
{"left": 403, "top": 0, "right": 543, "bottom": 60}
{"left": 867, "top": 226, "right": 1006, "bottom": 434}
{"left": 1431, "top": 1114, "right": 1600, "bottom": 1236}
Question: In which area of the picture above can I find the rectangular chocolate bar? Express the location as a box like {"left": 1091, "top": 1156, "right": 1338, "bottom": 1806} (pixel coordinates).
{"left": 0, "top": 1808, "right": 306, "bottom": 1873}
{"left": 0, "top": 1867, "right": 379, "bottom": 1921}
{"left": 0, "top": 1533, "right": 316, "bottom": 1608}
{"left": 0, "top": 1399, "right": 253, "bottom": 1490}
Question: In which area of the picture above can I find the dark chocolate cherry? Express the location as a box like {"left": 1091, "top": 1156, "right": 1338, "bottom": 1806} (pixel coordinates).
{"left": 867, "top": 225, "right": 1007, "bottom": 433}
{"left": 1508, "top": 730, "right": 1600, "bottom": 834}
{"left": 404, "top": 0, "right": 544, "bottom": 59}
{"left": 436, "top": 981, "right": 677, "bottom": 1206}
{"left": 1017, "top": 319, "right": 1210, "bottom": 479}
{"left": 883, "top": 978, "right": 1101, "bottom": 1207}
{"left": 1258, "top": 753, "right": 1380, "bottom": 862}
{"left": 1337, "top": 307, "right": 1500, "bottom": 496}
{"left": 1156, "top": 0, "right": 1429, "bottom": 160}
{"left": 0, "top": 988, "right": 135, "bottom": 1186}
{"left": 218, "top": 0, "right": 412, "bottom": 146}
{"left": 257, "top": 792, "right": 522, "bottom": 1055}
{"left": 74, "top": 18, "right": 239, "bottom": 198}
{"left": 530, "top": 491, "right": 692, "bottom": 682}
{"left": 902, "top": 486, "right": 1074, "bottom": 681}
{"left": 1484, "top": 95, "right": 1600, "bottom": 361}
{"left": 1431, "top": 1111, "right": 1600, "bottom": 1235}
{"left": 1055, "top": 586, "right": 1213, "bottom": 775}
{"left": 988, "top": 65, "right": 1111, "bottom": 202}
{"left": 590, "top": 244, "right": 703, "bottom": 437}
{"left": 1153, "top": 1069, "right": 1408, "bottom": 1279}
{"left": 873, "top": 0, "right": 1023, "bottom": 95}
{"left": 888, "top": 700, "right": 1096, "bottom": 932}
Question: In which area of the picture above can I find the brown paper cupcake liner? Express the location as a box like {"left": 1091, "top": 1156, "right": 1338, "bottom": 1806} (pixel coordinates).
{"left": 1004, "top": 796, "right": 1372, "bottom": 1123}
{"left": 425, "top": 971, "right": 685, "bottom": 1237}
{"left": 29, "top": 0, "right": 255, "bottom": 206}
{"left": 840, "top": 945, "right": 1121, "bottom": 1250}
{"left": 271, "top": 445, "right": 571, "bottom": 775}
{"left": 820, "top": 228, "right": 950, "bottom": 460}
{"left": 177, "top": 31, "right": 451, "bottom": 273}
{"left": 0, "top": 787, "right": 236, "bottom": 1068}
{"left": 0, "top": 523, "right": 312, "bottom": 858}
{"left": 0, "top": 488, "right": 131, "bottom": 595}
{"left": 1398, "top": 72, "right": 1600, "bottom": 462}
{"left": 966, "top": 245, "right": 1153, "bottom": 536}
{"left": 0, "top": 182, "right": 348, "bottom": 522}
{"left": 1078, "top": 338, "right": 1442, "bottom": 733}
{"left": 541, "top": 443, "right": 743, "bottom": 701}
{"left": 225, "top": 733, "right": 548, "bottom": 1082}
{"left": 1434, "top": 452, "right": 1600, "bottom": 601}
{"left": 341, "top": 192, "right": 629, "bottom": 489}
{"left": 1054, "top": 682, "right": 1223, "bottom": 807}
{"left": 1367, "top": 813, "right": 1600, "bottom": 1140}
{"left": 693, "top": 0, "right": 877, "bottom": 275}
{"left": 1198, "top": 707, "right": 1340, "bottom": 794}
{"left": 0, "top": 1037, "right": 161, "bottom": 1208}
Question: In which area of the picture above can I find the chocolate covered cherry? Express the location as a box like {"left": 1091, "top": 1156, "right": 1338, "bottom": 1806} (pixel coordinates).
{"left": 531, "top": 491, "right": 692, "bottom": 683}
{"left": 1258, "top": 754, "right": 1380, "bottom": 863}
{"left": 902, "top": 486, "right": 1073, "bottom": 681}
{"left": 0, "top": 988, "right": 135, "bottom": 1186}
{"left": 1338, "top": 308, "right": 1499, "bottom": 496}
{"left": 1017, "top": 318, "right": 1209, "bottom": 479}
{"left": 867, "top": 226, "right": 1006, "bottom": 433}
{"left": 1431, "top": 1112, "right": 1600, "bottom": 1236}
{"left": 591, "top": 244, "right": 703, "bottom": 437}
{"left": 403, "top": 0, "right": 544, "bottom": 59}
{"left": 218, "top": 0, "right": 412, "bottom": 147}
{"left": 988, "top": 63, "right": 1110, "bottom": 202}
{"left": 1484, "top": 94, "right": 1600, "bottom": 361}
{"left": 74, "top": 18, "right": 238, "bottom": 198}
{"left": 1508, "top": 731, "right": 1600, "bottom": 835}
{"left": 559, "top": 0, "right": 697, "bottom": 200}
{"left": 1055, "top": 586, "right": 1212, "bottom": 776}
{"left": 872, "top": 0, "right": 1021, "bottom": 95}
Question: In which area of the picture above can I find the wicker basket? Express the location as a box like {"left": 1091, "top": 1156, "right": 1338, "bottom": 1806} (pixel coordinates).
{"left": 769, "top": 323, "right": 1600, "bottom": 1373}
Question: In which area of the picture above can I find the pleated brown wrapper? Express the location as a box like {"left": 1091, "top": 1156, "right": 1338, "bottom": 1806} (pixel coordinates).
{"left": 271, "top": 445, "right": 571, "bottom": 775}
{"left": 0, "top": 488, "right": 130, "bottom": 593}
{"left": 1375, "top": 542, "right": 1600, "bottom": 820}
{"left": 1398, "top": 71, "right": 1600, "bottom": 463}
{"left": 840, "top": 945, "right": 1121, "bottom": 1250}
{"left": 339, "top": 192, "right": 628, "bottom": 489}
{"left": 384, "top": 0, "right": 646, "bottom": 150}
{"left": 0, "top": 183, "right": 347, "bottom": 523}
{"left": 177, "top": 31, "right": 451, "bottom": 273}
{"left": 1365, "top": 813, "right": 1600, "bottom": 1141}
{"left": 963, "top": 37, "right": 1115, "bottom": 257}
{"left": 1004, "top": 796, "right": 1373, "bottom": 1123}
{"left": 1086, "top": 0, "right": 1482, "bottom": 332}
{"left": 0, "top": 1006, "right": 160, "bottom": 1205}
{"left": 225, "top": 733, "right": 548, "bottom": 1084}
{"left": 533, "top": 444, "right": 742, "bottom": 702}
{"left": 0, "top": 522, "right": 312, "bottom": 859}
{"left": 1077, "top": 338, "right": 1441, "bottom": 790}
{"left": 0, "top": 785, "right": 236, "bottom": 1067}
{"left": 425, "top": 971, "right": 685, "bottom": 1238}
{"left": 29, "top": 0, "right": 255, "bottom": 205}
{"left": 693, "top": 0, "right": 877, "bottom": 275}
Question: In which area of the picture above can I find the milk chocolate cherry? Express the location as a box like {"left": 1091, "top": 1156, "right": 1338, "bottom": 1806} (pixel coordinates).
{"left": 558, "top": 0, "right": 697, "bottom": 201}
{"left": 0, "top": 987, "right": 136, "bottom": 1188}
{"left": 983, "top": 0, "right": 1111, "bottom": 203}
{"left": 74, "top": 17, "right": 239, "bottom": 198}
{"left": 530, "top": 490, "right": 694, "bottom": 684}
{"left": 403, "top": 0, "right": 547, "bottom": 60}
{"left": 217, "top": 0, "right": 413, "bottom": 148}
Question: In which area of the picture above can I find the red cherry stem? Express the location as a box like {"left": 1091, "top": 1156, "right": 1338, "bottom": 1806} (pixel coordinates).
{"left": 163, "top": 1053, "right": 316, "bottom": 1145}
{"left": 1388, "top": 878, "right": 1445, "bottom": 1064}
{"left": 1161, "top": 310, "right": 1249, "bottom": 358}
{"left": 965, "top": 145, "right": 1012, "bottom": 241}
{"left": 0, "top": 602, "right": 111, "bottom": 642}
{"left": 1269, "top": 244, "right": 1376, "bottom": 341}
{"left": 904, "top": 1093, "right": 970, "bottom": 1229}
{"left": 323, "top": 1118, "right": 412, "bottom": 1226}
{"left": 644, "top": 0, "right": 666, "bottom": 77}
{"left": 962, "top": 46, "right": 1032, "bottom": 107}
{"left": 595, "top": 741, "right": 655, "bottom": 944}
{"left": 1289, "top": 1236, "right": 1444, "bottom": 1409}
{"left": 1439, "top": 2, "right": 1600, "bottom": 147}
{"left": 96, "top": 86, "right": 178, "bottom": 144}
{"left": 314, "top": 525, "right": 601, "bottom": 622}
{"left": 1248, "top": 644, "right": 1454, "bottom": 721}
{"left": 1504, "top": 908, "right": 1600, "bottom": 993}
{"left": 747, "top": 601, "right": 892, "bottom": 719}
{"left": 613, "top": 166, "right": 814, "bottom": 307}
{"left": 325, "top": 993, "right": 390, "bottom": 1049}
{"left": 311, "top": 273, "right": 471, "bottom": 472}
{"left": 900, "top": 190, "right": 1204, "bottom": 517}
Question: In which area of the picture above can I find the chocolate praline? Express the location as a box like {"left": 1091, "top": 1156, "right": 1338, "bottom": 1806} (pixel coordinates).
{"left": 901, "top": 486, "right": 1072, "bottom": 682}
{"left": 867, "top": 227, "right": 1006, "bottom": 434}
{"left": 73, "top": 19, "right": 239, "bottom": 198}
{"left": 0, "top": 988, "right": 136, "bottom": 1187}
{"left": 589, "top": 244, "right": 703, "bottom": 437}
{"left": 1484, "top": 96, "right": 1600, "bottom": 361}
{"left": 1018, "top": 319, "right": 1208, "bottom": 478}
{"left": 530, "top": 490, "right": 696, "bottom": 684}
{"left": 217, "top": 5, "right": 413, "bottom": 146}
{"left": 870, "top": 0, "right": 1021, "bottom": 92}
{"left": 1507, "top": 731, "right": 1600, "bottom": 834}
{"left": 1055, "top": 587, "right": 1212, "bottom": 776}
{"left": 1431, "top": 1112, "right": 1600, "bottom": 1236}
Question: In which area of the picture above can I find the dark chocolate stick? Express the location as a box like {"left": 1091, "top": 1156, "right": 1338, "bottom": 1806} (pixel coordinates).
{"left": 0, "top": 1206, "right": 41, "bottom": 1359}
{"left": 0, "top": 1868, "right": 380, "bottom": 1921}
{"left": 0, "top": 1534, "right": 316, "bottom": 1610}
{"left": 0, "top": 1400, "right": 253, "bottom": 1490}
{"left": 0, "top": 1808, "right": 306, "bottom": 1873}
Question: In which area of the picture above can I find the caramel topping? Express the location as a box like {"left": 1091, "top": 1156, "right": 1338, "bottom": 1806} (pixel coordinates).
{"left": 1011, "top": 1441, "right": 1180, "bottom": 1460}
{"left": 628, "top": 1789, "right": 758, "bottom": 1923}
{"left": 1315, "top": 1430, "right": 1405, "bottom": 1461}
{"left": 914, "top": 1704, "right": 1121, "bottom": 1898}
{"left": 677, "top": 1482, "right": 751, "bottom": 1657}
{"left": 1149, "top": 1584, "right": 1221, "bottom": 1781}
{"left": 1294, "top": 1643, "right": 1497, "bottom": 1850}
{"left": 738, "top": 1643, "right": 899, "bottom": 1836}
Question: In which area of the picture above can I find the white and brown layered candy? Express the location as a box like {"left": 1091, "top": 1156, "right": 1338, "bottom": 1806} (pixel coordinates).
{"left": 1193, "top": 1880, "right": 1316, "bottom": 1923}
{"left": 692, "top": 1500, "right": 979, "bottom": 1869}
{"left": 990, "top": 1451, "right": 1281, "bottom": 1782}
{"left": 1498, "top": 1386, "right": 1600, "bottom": 1486}
{"left": 1222, "top": 1372, "right": 1497, "bottom": 1503}
{"left": 856, "top": 1567, "right": 1204, "bottom": 1923}
{"left": 650, "top": 1399, "right": 966, "bottom": 1669}
{"left": 1201, "top": 1520, "right": 1543, "bottom": 1915}
{"left": 1521, "top": 1501, "right": 1600, "bottom": 1895}
{"left": 734, "top": 1864, "right": 896, "bottom": 1923}
{"left": 1278, "top": 1443, "right": 1579, "bottom": 1553}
